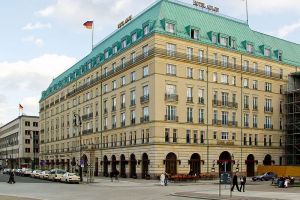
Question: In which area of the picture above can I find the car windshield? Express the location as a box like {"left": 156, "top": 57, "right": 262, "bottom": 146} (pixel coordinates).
{"left": 57, "top": 170, "right": 66, "bottom": 174}
{"left": 68, "top": 173, "right": 75, "bottom": 176}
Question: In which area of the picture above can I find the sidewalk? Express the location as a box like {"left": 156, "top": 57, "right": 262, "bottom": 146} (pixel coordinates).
{"left": 0, "top": 195, "right": 39, "bottom": 200}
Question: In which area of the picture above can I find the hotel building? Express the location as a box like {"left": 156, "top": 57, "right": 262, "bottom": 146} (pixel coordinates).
{"left": 39, "top": 0, "right": 300, "bottom": 178}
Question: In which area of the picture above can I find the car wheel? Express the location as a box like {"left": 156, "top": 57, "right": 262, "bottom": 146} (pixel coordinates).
{"left": 260, "top": 178, "right": 264, "bottom": 181}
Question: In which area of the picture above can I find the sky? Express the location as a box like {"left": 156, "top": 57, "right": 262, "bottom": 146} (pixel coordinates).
{"left": 0, "top": 0, "right": 300, "bottom": 125}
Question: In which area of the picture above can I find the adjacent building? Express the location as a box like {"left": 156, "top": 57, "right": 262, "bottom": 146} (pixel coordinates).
{"left": 39, "top": 0, "right": 300, "bottom": 178}
{"left": 0, "top": 115, "right": 39, "bottom": 169}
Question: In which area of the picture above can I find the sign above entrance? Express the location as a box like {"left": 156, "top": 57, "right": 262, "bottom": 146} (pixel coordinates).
{"left": 118, "top": 15, "right": 132, "bottom": 29}
{"left": 193, "top": 0, "right": 219, "bottom": 13}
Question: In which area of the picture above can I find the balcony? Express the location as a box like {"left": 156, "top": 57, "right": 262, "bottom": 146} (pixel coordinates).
{"left": 244, "top": 105, "right": 249, "bottom": 110}
{"left": 198, "top": 97, "right": 204, "bottom": 104}
{"left": 213, "top": 100, "right": 238, "bottom": 109}
{"left": 165, "top": 94, "right": 178, "bottom": 102}
{"left": 165, "top": 115, "right": 178, "bottom": 122}
{"left": 140, "top": 95, "right": 149, "bottom": 104}
{"left": 199, "top": 118, "right": 204, "bottom": 124}
{"left": 140, "top": 116, "right": 149, "bottom": 123}
{"left": 82, "top": 112, "right": 93, "bottom": 121}
{"left": 131, "top": 119, "right": 136, "bottom": 125}
{"left": 187, "top": 97, "right": 193, "bottom": 103}
{"left": 121, "top": 121, "right": 126, "bottom": 127}
{"left": 121, "top": 103, "right": 126, "bottom": 109}
{"left": 82, "top": 128, "right": 93, "bottom": 135}
{"left": 212, "top": 119, "right": 222, "bottom": 126}
{"left": 264, "top": 107, "right": 273, "bottom": 113}
{"left": 253, "top": 106, "right": 258, "bottom": 111}
{"left": 244, "top": 122, "right": 249, "bottom": 128}
{"left": 130, "top": 100, "right": 136, "bottom": 107}
{"left": 264, "top": 124, "right": 273, "bottom": 129}
{"left": 229, "top": 121, "right": 238, "bottom": 127}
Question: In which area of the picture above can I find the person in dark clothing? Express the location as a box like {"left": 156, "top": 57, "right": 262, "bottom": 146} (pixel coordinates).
{"left": 240, "top": 176, "right": 246, "bottom": 192}
{"left": 231, "top": 173, "right": 240, "bottom": 192}
{"left": 7, "top": 171, "right": 15, "bottom": 184}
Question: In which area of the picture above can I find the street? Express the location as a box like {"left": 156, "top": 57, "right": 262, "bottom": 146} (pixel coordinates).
{"left": 0, "top": 174, "right": 299, "bottom": 200}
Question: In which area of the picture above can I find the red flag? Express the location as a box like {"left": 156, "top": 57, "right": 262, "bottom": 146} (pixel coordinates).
{"left": 83, "top": 21, "right": 93, "bottom": 29}
{"left": 19, "top": 104, "right": 23, "bottom": 109}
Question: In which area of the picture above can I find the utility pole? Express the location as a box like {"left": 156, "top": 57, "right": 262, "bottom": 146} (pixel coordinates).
{"left": 73, "top": 114, "right": 83, "bottom": 182}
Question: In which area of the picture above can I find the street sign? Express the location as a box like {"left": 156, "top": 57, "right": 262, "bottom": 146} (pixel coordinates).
{"left": 220, "top": 172, "right": 231, "bottom": 184}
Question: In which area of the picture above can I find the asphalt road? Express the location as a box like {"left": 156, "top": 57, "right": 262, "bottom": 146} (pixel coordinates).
{"left": 0, "top": 173, "right": 55, "bottom": 183}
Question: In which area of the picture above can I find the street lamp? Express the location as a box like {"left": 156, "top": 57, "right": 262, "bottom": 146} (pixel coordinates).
{"left": 73, "top": 114, "right": 83, "bottom": 182}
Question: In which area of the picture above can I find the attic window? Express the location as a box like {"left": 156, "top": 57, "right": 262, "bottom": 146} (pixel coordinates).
{"left": 144, "top": 25, "right": 149, "bottom": 35}
{"left": 191, "top": 29, "right": 199, "bottom": 40}
{"left": 131, "top": 32, "right": 137, "bottom": 42}
{"left": 212, "top": 34, "right": 217, "bottom": 44}
{"left": 246, "top": 43, "right": 254, "bottom": 53}
{"left": 104, "top": 51, "right": 109, "bottom": 59}
{"left": 220, "top": 37, "right": 228, "bottom": 47}
{"left": 231, "top": 38, "right": 237, "bottom": 49}
{"left": 166, "top": 22, "right": 175, "bottom": 33}
{"left": 113, "top": 46, "right": 118, "bottom": 54}
{"left": 122, "top": 39, "right": 127, "bottom": 48}
{"left": 264, "top": 48, "right": 271, "bottom": 57}
{"left": 278, "top": 52, "right": 282, "bottom": 61}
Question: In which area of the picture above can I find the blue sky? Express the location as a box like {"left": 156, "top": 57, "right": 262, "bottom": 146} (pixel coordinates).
{"left": 0, "top": 0, "right": 300, "bottom": 125}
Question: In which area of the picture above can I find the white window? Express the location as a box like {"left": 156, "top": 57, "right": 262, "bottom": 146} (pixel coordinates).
{"left": 265, "top": 82, "right": 272, "bottom": 92}
{"left": 143, "top": 107, "right": 149, "bottom": 117}
{"left": 166, "top": 43, "right": 176, "bottom": 56}
{"left": 221, "top": 55, "right": 229, "bottom": 67}
{"left": 199, "top": 69, "right": 205, "bottom": 80}
{"left": 166, "top": 85, "right": 176, "bottom": 95}
{"left": 143, "top": 45, "right": 149, "bottom": 57}
{"left": 143, "top": 66, "right": 149, "bottom": 77}
{"left": 187, "top": 47, "right": 193, "bottom": 60}
{"left": 212, "top": 34, "right": 217, "bottom": 44}
{"left": 198, "top": 50, "right": 204, "bottom": 63}
{"left": 246, "top": 43, "right": 253, "bottom": 53}
{"left": 253, "top": 97, "right": 258, "bottom": 110}
{"left": 144, "top": 25, "right": 149, "bottom": 35}
{"left": 187, "top": 87, "right": 193, "bottom": 98}
{"left": 243, "top": 60, "right": 249, "bottom": 71}
{"left": 221, "top": 111, "right": 228, "bottom": 125}
{"left": 232, "top": 76, "right": 236, "bottom": 86}
{"left": 122, "top": 39, "right": 127, "bottom": 48}
{"left": 131, "top": 33, "right": 137, "bottom": 42}
{"left": 166, "top": 105, "right": 176, "bottom": 120}
{"left": 130, "top": 71, "right": 136, "bottom": 82}
{"left": 166, "top": 22, "right": 175, "bottom": 33}
{"left": 264, "top": 48, "right": 271, "bottom": 57}
{"left": 213, "top": 72, "right": 218, "bottom": 82}
{"left": 112, "top": 80, "right": 117, "bottom": 90}
{"left": 131, "top": 52, "right": 136, "bottom": 63}
{"left": 105, "top": 51, "right": 109, "bottom": 59}
{"left": 243, "top": 79, "right": 249, "bottom": 88}
{"left": 221, "top": 74, "right": 229, "bottom": 84}
{"left": 113, "top": 46, "right": 118, "bottom": 54}
{"left": 265, "top": 65, "right": 272, "bottom": 76}
{"left": 187, "top": 67, "right": 193, "bottom": 78}
{"left": 143, "top": 85, "right": 149, "bottom": 96}
{"left": 220, "top": 37, "right": 228, "bottom": 46}
{"left": 253, "top": 80, "right": 258, "bottom": 89}
{"left": 221, "top": 132, "right": 229, "bottom": 140}
{"left": 103, "top": 84, "right": 108, "bottom": 93}
{"left": 253, "top": 62, "right": 258, "bottom": 73}
{"left": 121, "top": 76, "right": 126, "bottom": 86}
{"left": 166, "top": 64, "right": 176, "bottom": 75}
{"left": 191, "top": 29, "right": 199, "bottom": 40}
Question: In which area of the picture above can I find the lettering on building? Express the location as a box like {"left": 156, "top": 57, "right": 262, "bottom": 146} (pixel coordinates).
{"left": 118, "top": 15, "right": 133, "bottom": 29}
{"left": 193, "top": 0, "right": 219, "bottom": 12}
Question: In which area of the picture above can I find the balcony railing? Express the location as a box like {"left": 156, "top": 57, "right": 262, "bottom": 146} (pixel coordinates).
{"left": 112, "top": 106, "right": 116, "bottom": 112}
{"left": 140, "top": 116, "right": 149, "bottom": 123}
{"left": 131, "top": 119, "right": 136, "bottom": 125}
{"left": 213, "top": 100, "right": 238, "bottom": 108}
{"left": 121, "top": 103, "right": 126, "bottom": 109}
{"left": 140, "top": 95, "right": 149, "bottom": 104}
{"left": 130, "top": 100, "right": 136, "bottom": 106}
{"left": 264, "top": 106, "right": 273, "bottom": 113}
{"left": 165, "top": 94, "right": 178, "bottom": 102}
{"left": 82, "top": 128, "right": 93, "bottom": 135}
{"left": 187, "top": 97, "right": 193, "bottom": 103}
{"left": 264, "top": 124, "right": 273, "bottom": 129}
{"left": 199, "top": 118, "right": 204, "bottom": 124}
{"left": 198, "top": 97, "right": 204, "bottom": 104}
{"left": 165, "top": 115, "right": 178, "bottom": 122}
{"left": 253, "top": 106, "right": 258, "bottom": 111}
{"left": 82, "top": 112, "right": 93, "bottom": 121}
{"left": 212, "top": 119, "right": 222, "bottom": 126}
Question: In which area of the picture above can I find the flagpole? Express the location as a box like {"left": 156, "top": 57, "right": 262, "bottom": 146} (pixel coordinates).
{"left": 245, "top": 0, "right": 249, "bottom": 25}
{"left": 92, "top": 20, "right": 94, "bottom": 50}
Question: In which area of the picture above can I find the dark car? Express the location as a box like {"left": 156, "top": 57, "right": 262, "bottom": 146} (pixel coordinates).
{"left": 252, "top": 172, "right": 277, "bottom": 181}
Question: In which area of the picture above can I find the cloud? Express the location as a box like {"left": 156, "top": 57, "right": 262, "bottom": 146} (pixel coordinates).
{"left": 22, "top": 36, "right": 44, "bottom": 47}
{"left": 22, "top": 22, "right": 52, "bottom": 30}
{"left": 277, "top": 19, "right": 300, "bottom": 38}
{"left": 36, "top": 0, "right": 154, "bottom": 31}
{"left": 0, "top": 54, "right": 77, "bottom": 124}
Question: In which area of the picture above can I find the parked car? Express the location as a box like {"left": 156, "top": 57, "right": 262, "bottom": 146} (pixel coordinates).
{"left": 22, "top": 168, "right": 33, "bottom": 177}
{"left": 60, "top": 172, "right": 80, "bottom": 183}
{"left": 39, "top": 170, "right": 50, "bottom": 179}
{"left": 3, "top": 168, "right": 11, "bottom": 174}
{"left": 48, "top": 169, "right": 66, "bottom": 181}
{"left": 31, "top": 170, "right": 42, "bottom": 178}
{"left": 252, "top": 172, "right": 277, "bottom": 181}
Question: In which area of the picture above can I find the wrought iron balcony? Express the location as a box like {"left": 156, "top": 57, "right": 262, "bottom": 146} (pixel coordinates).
{"left": 140, "top": 116, "right": 149, "bottom": 123}
{"left": 140, "top": 95, "right": 149, "bottom": 104}
{"left": 198, "top": 97, "right": 204, "bottom": 104}
{"left": 187, "top": 97, "right": 193, "bottom": 103}
{"left": 165, "top": 94, "right": 178, "bottom": 102}
{"left": 264, "top": 106, "right": 273, "bottom": 113}
{"left": 165, "top": 115, "right": 178, "bottom": 122}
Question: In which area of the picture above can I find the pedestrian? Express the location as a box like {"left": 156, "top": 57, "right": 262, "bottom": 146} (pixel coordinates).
{"left": 7, "top": 171, "right": 15, "bottom": 184}
{"left": 164, "top": 172, "right": 169, "bottom": 186}
{"left": 160, "top": 172, "right": 165, "bottom": 186}
{"left": 240, "top": 175, "right": 246, "bottom": 192}
{"left": 231, "top": 173, "right": 240, "bottom": 192}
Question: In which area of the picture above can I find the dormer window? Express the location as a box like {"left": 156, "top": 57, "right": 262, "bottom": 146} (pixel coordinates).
{"left": 104, "top": 51, "right": 109, "bottom": 59}
{"left": 212, "top": 34, "right": 217, "bottom": 44}
{"left": 191, "top": 29, "right": 199, "bottom": 40}
{"left": 131, "top": 32, "right": 137, "bottom": 42}
{"left": 278, "top": 52, "right": 282, "bottom": 61}
{"left": 264, "top": 48, "right": 271, "bottom": 57}
{"left": 113, "top": 46, "right": 118, "bottom": 54}
{"left": 246, "top": 43, "right": 254, "bottom": 53}
{"left": 144, "top": 25, "right": 149, "bottom": 35}
{"left": 166, "top": 22, "right": 175, "bottom": 33}
{"left": 122, "top": 40, "right": 127, "bottom": 48}
{"left": 220, "top": 37, "right": 228, "bottom": 47}
{"left": 231, "top": 38, "right": 237, "bottom": 49}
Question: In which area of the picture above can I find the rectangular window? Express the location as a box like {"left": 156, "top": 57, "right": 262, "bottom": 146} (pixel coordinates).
{"left": 193, "top": 130, "right": 198, "bottom": 143}
{"left": 264, "top": 48, "right": 271, "bottom": 57}
{"left": 166, "top": 22, "right": 175, "bottom": 33}
{"left": 246, "top": 43, "right": 253, "bottom": 53}
{"left": 131, "top": 32, "right": 137, "bottom": 42}
{"left": 253, "top": 97, "right": 258, "bottom": 110}
{"left": 191, "top": 29, "right": 199, "bottom": 40}
{"left": 221, "top": 55, "right": 229, "bottom": 67}
{"left": 253, "top": 62, "right": 258, "bottom": 73}
{"left": 265, "top": 82, "right": 272, "bottom": 92}
{"left": 187, "top": 47, "right": 193, "bottom": 60}
{"left": 265, "top": 65, "right": 272, "bottom": 76}
{"left": 212, "top": 34, "right": 217, "bottom": 44}
{"left": 113, "top": 46, "right": 118, "bottom": 54}
{"left": 221, "top": 132, "right": 229, "bottom": 140}
{"left": 166, "top": 84, "right": 176, "bottom": 95}
{"left": 244, "top": 95, "right": 249, "bottom": 109}
{"left": 220, "top": 37, "right": 228, "bottom": 46}
{"left": 131, "top": 52, "right": 136, "bottom": 63}
{"left": 198, "top": 50, "right": 204, "bottom": 63}
{"left": 173, "top": 129, "right": 177, "bottom": 143}
{"left": 143, "top": 45, "right": 149, "bottom": 57}
{"left": 143, "top": 66, "right": 149, "bottom": 77}
{"left": 253, "top": 115, "right": 258, "bottom": 128}
{"left": 112, "top": 80, "right": 117, "bottom": 90}
{"left": 166, "top": 105, "right": 177, "bottom": 121}
{"left": 144, "top": 25, "right": 149, "bottom": 35}
{"left": 232, "top": 76, "right": 236, "bottom": 86}
{"left": 130, "top": 71, "right": 136, "bottom": 82}
{"left": 186, "top": 130, "right": 191, "bottom": 144}
{"left": 121, "top": 76, "right": 126, "bottom": 86}
{"left": 199, "top": 70, "right": 205, "bottom": 80}
{"left": 243, "top": 60, "right": 249, "bottom": 71}
{"left": 166, "top": 64, "right": 176, "bottom": 75}
{"left": 221, "top": 111, "right": 228, "bottom": 125}
{"left": 243, "top": 79, "right": 249, "bottom": 88}
{"left": 221, "top": 92, "right": 228, "bottom": 106}
{"left": 213, "top": 72, "right": 217, "bottom": 82}
{"left": 199, "top": 109, "right": 204, "bottom": 123}
{"left": 166, "top": 43, "right": 176, "bottom": 56}
{"left": 122, "top": 39, "right": 127, "bottom": 48}
{"left": 187, "top": 107, "right": 193, "bottom": 122}
{"left": 165, "top": 128, "right": 170, "bottom": 142}
{"left": 253, "top": 80, "right": 258, "bottom": 90}
{"left": 187, "top": 67, "right": 193, "bottom": 78}
{"left": 221, "top": 74, "right": 229, "bottom": 84}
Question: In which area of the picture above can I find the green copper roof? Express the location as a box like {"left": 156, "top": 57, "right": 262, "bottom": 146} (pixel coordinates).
{"left": 41, "top": 0, "right": 300, "bottom": 101}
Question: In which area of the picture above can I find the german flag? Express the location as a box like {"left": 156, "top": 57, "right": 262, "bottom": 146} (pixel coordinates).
{"left": 83, "top": 21, "right": 93, "bottom": 29}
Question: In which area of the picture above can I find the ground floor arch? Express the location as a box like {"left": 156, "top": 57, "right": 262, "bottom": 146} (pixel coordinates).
{"left": 246, "top": 154, "right": 255, "bottom": 177}
{"left": 189, "top": 153, "right": 201, "bottom": 175}
{"left": 130, "top": 154, "right": 137, "bottom": 178}
{"left": 263, "top": 154, "right": 272, "bottom": 165}
{"left": 165, "top": 152, "right": 177, "bottom": 175}
{"left": 218, "top": 151, "right": 232, "bottom": 173}
{"left": 103, "top": 155, "right": 108, "bottom": 177}
{"left": 141, "top": 153, "right": 149, "bottom": 178}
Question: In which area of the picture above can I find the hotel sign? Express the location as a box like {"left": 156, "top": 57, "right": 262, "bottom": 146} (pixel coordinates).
{"left": 118, "top": 15, "right": 132, "bottom": 29}
{"left": 193, "top": 0, "right": 219, "bottom": 12}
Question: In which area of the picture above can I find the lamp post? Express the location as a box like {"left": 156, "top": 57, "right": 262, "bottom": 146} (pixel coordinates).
{"left": 73, "top": 114, "right": 83, "bottom": 182}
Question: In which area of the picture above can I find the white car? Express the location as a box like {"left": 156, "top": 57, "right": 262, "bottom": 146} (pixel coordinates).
{"left": 60, "top": 172, "right": 80, "bottom": 183}
{"left": 31, "top": 170, "right": 41, "bottom": 178}
{"left": 48, "top": 169, "right": 66, "bottom": 181}
{"left": 39, "top": 171, "right": 50, "bottom": 179}
{"left": 22, "top": 168, "right": 32, "bottom": 177}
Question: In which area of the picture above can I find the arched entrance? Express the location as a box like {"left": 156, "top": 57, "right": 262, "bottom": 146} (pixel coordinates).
{"left": 130, "top": 154, "right": 137, "bottom": 178}
{"left": 111, "top": 155, "right": 117, "bottom": 173}
{"left": 165, "top": 152, "right": 177, "bottom": 175}
{"left": 263, "top": 154, "right": 272, "bottom": 165}
{"left": 94, "top": 157, "right": 99, "bottom": 176}
{"left": 246, "top": 154, "right": 255, "bottom": 177}
{"left": 81, "top": 154, "right": 88, "bottom": 173}
{"left": 219, "top": 151, "right": 232, "bottom": 172}
{"left": 120, "top": 154, "right": 126, "bottom": 178}
{"left": 189, "top": 153, "right": 201, "bottom": 175}
{"left": 103, "top": 156, "right": 108, "bottom": 177}
{"left": 141, "top": 153, "right": 149, "bottom": 178}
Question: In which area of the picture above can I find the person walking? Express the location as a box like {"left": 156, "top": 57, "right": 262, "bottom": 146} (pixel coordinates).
{"left": 231, "top": 173, "right": 240, "bottom": 192}
{"left": 240, "top": 175, "right": 246, "bottom": 192}
{"left": 160, "top": 172, "right": 165, "bottom": 186}
{"left": 164, "top": 172, "right": 169, "bottom": 186}
{"left": 7, "top": 171, "right": 15, "bottom": 184}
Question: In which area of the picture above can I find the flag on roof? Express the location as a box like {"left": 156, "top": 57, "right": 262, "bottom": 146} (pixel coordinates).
{"left": 19, "top": 104, "right": 23, "bottom": 109}
{"left": 83, "top": 21, "right": 93, "bottom": 29}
